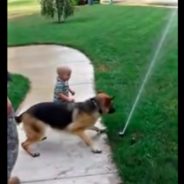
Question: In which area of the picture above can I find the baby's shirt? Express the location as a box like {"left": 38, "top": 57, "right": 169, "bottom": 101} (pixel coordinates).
{"left": 53, "top": 77, "right": 69, "bottom": 102}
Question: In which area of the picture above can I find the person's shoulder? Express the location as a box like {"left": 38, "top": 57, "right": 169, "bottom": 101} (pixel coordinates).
{"left": 55, "top": 80, "right": 65, "bottom": 90}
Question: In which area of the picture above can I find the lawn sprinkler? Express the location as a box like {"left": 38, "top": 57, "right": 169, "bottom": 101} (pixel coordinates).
{"left": 117, "top": 10, "right": 177, "bottom": 138}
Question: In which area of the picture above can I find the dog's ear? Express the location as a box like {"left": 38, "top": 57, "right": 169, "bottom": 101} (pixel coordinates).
{"left": 96, "top": 90, "right": 104, "bottom": 94}
{"left": 110, "top": 96, "right": 115, "bottom": 100}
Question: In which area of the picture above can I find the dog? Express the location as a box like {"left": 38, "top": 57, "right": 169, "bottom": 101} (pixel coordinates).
{"left": 15, "top": 92, "right": 115, "bottom": 157}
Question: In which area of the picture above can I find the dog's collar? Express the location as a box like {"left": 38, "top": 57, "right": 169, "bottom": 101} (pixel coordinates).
{"left": 90, "top": 98, "right": 103, "bottom": 114}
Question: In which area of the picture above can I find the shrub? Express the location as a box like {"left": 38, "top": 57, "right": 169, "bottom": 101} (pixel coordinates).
{"left": 40, "top": 0, "right": 74, "bottom": 23}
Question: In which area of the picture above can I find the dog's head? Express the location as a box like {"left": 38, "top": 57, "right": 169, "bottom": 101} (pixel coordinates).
{"left": 96, "top": 92, "right": 115, "bottom": 114}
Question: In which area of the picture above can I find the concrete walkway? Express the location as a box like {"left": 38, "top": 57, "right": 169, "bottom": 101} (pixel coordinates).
{"left": 101, "top": 0, "right": 178, "bottom": 8}
{"left": 8, "top": 45, "right": 121, "bottom": 184}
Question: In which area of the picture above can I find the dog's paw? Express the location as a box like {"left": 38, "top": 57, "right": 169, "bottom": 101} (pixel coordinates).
{"left": 32, "top": 152, "right": 40, "bottom": 157}
{"left": 92, "top": 148, "right": 102, "bottom": 154}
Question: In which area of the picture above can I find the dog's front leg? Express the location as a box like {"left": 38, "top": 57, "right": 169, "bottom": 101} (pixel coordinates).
{"left": 74, "top": 130, "right": 102, "bottom": 153}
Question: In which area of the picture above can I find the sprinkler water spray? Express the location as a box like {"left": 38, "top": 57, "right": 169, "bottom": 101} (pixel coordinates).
{"left": 118, "top": 9, "right": 177, "bottom": 137}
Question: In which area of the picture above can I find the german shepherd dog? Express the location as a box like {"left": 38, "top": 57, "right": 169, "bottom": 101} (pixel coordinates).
{"left": 15, "top": 92, "right": 115, "bottom": 157}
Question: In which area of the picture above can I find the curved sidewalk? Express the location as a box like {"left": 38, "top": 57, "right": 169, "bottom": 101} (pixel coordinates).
{"left": 8, "top": 45, "right": 121, "bottom": 184}
{"left": 107, "top": 0, "right": 178, "bottom": 8}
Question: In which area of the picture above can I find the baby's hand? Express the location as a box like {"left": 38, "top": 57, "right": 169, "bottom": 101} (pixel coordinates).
{"left": 70, "top": 90, "right": 75, "bottom": 96}
{"left": 68, "top": 97, "right": 75, "bottom": 102}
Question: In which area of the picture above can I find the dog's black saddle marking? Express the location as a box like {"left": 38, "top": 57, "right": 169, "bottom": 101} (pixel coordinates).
{"left": 25, "top": 98, "right": 103, "bottom": 130}
{"left": 27, "top": 102, "right": 74, "bottom": 129}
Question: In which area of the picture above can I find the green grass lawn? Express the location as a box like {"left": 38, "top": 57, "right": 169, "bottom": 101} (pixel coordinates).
{"left": 8, "top": 2, "right": 178, "bottom": 184}
{"left": 8, "top": 74, "right": 30, "bottom": 110}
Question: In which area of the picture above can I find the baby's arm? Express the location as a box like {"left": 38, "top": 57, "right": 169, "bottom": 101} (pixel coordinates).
{"left": 69, "top": 88, "right": 75, "bottom": 95}
{"left": 59, "top": 93, "right": 74, "bottom": 102}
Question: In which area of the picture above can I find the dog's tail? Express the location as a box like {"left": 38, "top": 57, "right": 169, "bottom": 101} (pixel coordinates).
{"left": 15, "top": 113, "right": 23, "bottom": 124}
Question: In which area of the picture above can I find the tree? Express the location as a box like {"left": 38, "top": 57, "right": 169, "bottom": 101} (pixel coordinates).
{"left": 40, "top": 0, "right": 74, "bottom": 23}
